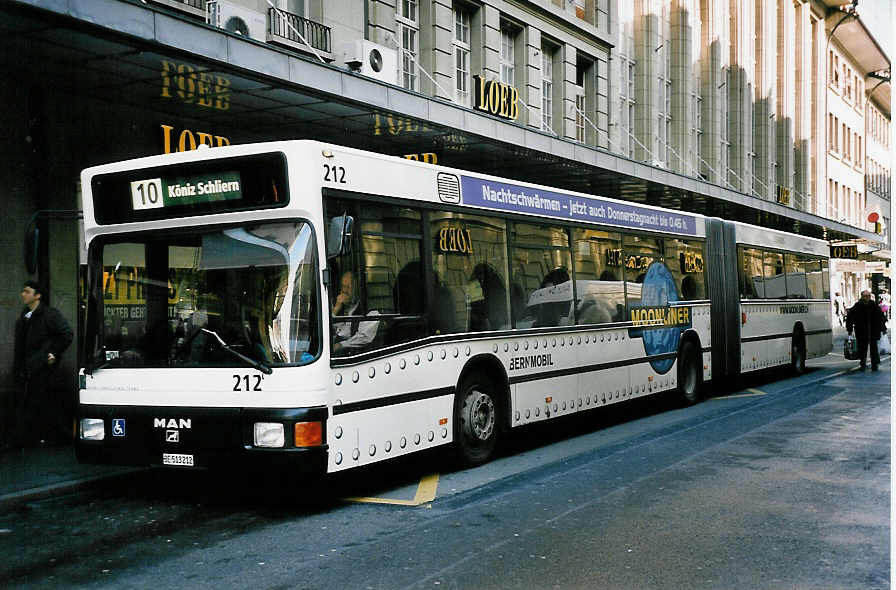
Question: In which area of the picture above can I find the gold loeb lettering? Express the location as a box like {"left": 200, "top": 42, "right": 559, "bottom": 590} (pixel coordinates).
{"left": 473, "top": 76, "right": 519, "bottom": 121}
{"left": 374, "top": 113, "right": 421, "bottom": 136}
{"left": 404, "top": 153, "right": 439, "bottom": 164}
{"left": 161, "top": 124, "right": 231, "bottom": 154}
{"left": 161, "top": 60, "right": 231, "bottom": 111}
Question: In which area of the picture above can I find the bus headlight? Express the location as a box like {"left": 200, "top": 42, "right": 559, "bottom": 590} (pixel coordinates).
{"left": 80, "top": 418, "right": 105, "bottom": 441}
{"left": 253, "top": 422, "right": 285, "bottom": 448}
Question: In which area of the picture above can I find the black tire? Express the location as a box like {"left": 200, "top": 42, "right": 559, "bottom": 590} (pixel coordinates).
{"left": 791, "top": 332, "right": 807, "bottom": 375}
{"left": 677, "top": 340, "right": 701, "bottom": 405}
{"left": 454, "top": 372, "right": 500, "bottom": 467}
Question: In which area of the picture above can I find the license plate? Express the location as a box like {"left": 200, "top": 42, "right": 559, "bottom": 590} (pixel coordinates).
{"left": 162, "top": 453, "right": 194, "bottom": 467}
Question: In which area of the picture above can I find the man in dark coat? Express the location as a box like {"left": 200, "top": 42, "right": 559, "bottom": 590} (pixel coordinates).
{"left": 846, "top": 289, "right": 888, "bottom": 371}
{"left": 12, "top": 280, "right": 73, "bottom": 446}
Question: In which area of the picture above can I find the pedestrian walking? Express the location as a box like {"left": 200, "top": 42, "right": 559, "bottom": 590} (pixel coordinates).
{"left": 12, "top": 280, "right": 73, "bottom": 446}
{"left": 845, "top": 289, "right": 888, "bottom": 371}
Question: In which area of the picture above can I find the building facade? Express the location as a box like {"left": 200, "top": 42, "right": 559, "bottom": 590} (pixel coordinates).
{"left": 0, "top": 0, "right": 889, "bottom": 447}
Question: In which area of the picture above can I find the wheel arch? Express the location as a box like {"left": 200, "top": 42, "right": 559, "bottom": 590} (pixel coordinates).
{"left": 678, "top": 328, "right": 702, "bottom": 357}
{"left": 457, "top": 353, "right": 511, "bottom": 430}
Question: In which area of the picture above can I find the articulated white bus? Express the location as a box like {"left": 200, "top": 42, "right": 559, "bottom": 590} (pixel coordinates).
{"left": 76, "top": 141, "right": 831, "bottom": 472}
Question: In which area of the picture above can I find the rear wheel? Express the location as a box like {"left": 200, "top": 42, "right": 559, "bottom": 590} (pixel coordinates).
{"left": 677, "top": 340, "right": 701, "bottom": 405}
{"left": 791, "top": 332, "right": 806, "bottom": 375}
{"left": 454, "top": 372, "right": 500, "bottom": 467}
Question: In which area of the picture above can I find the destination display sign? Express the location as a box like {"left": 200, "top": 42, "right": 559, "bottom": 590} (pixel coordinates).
{"left": 130, "top": 171, "right": 242, "bottom": 210}
{"left": 460, "top": 177, "right": 697, "bottom": 236}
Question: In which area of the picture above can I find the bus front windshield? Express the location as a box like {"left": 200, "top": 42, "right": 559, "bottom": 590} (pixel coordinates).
{"left": 91, "top": 222, "right": 320, "bottom": 370}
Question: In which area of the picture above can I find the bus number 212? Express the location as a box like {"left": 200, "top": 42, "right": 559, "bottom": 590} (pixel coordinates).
{"left": 323, "top": 164, "right": 346, "bottom": 184}
{"left": 233, "top": 374, "right": 263, "bottom": 391}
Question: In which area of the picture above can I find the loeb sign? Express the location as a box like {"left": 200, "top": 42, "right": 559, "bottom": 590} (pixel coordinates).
{"left": 473, "top": 75, "right": 519, "bottom": 120}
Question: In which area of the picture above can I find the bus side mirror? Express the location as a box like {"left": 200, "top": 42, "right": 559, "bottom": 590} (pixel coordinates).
{"left": 327, "top": 214, "right": 354, "bottom": 259}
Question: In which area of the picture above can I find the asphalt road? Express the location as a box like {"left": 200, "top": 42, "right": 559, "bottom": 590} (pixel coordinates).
{"left": 0, "top": 358, "right": 889, "bottom": 589}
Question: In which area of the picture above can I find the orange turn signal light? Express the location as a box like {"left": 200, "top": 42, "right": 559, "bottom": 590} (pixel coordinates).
{"left": 294, "top": 421, "right": 323, "bottom": 447}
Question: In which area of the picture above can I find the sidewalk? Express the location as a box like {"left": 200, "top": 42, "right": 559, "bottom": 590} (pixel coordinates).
{"left": 0, "top": 444, "right": 141, "bottom": 510}
{"left": 0, "top": 329, "right": 887, "bottom": 511}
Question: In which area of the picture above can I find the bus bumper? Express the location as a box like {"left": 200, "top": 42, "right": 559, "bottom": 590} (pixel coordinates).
{"left": 75, "top": 404, "right": 329, "bottom": 475}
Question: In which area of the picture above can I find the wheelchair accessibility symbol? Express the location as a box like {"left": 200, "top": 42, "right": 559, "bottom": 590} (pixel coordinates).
{"left": 112, "top": 419, "right": 126, "bottom": 437}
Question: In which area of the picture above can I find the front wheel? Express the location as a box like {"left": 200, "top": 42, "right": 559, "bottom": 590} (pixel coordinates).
{"left": 454, "top": 372, "right": 500, "bottom": 467}
{"left": 677, "top": 340, "right": 702, "bottom": 405}
{"left": 791, "top": 333, "right": 806, "bottom": 375}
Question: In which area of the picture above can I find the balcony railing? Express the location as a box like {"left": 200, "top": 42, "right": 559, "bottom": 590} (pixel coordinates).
{"left": 269, "top": 9, "right": 331, "bottom": 55}
{"left": 150, "top": 0, "right": 205, "bottom": 18}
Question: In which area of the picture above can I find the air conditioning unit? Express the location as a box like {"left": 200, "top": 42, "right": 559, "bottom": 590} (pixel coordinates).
{"left": 340, "top": 40, "right": 398, "bottom": 85}
{"left": 207, "top": 0, "right": 266, "bottom": 42}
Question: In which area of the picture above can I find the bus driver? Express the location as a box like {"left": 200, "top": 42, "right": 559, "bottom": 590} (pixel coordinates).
{"left": 331, "top": 271, "right": 379, "bottom": 353}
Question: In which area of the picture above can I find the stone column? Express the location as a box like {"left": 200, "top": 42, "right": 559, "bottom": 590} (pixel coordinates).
{"left": 524, "top": 26, "right": 543, "bottom": 129}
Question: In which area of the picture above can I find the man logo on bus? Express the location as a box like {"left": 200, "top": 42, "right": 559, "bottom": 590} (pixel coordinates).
{"left": 628, "top": 262, "right": 691, "bottom": 374}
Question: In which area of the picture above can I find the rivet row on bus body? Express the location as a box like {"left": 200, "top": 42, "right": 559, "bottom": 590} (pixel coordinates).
{"left": 334, "top": 426, "right": 343, "bottom": 439}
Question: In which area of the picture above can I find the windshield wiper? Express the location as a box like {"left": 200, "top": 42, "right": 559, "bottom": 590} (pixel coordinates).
{"left": 201, "top": 328, "right": 273, "bottom": 374}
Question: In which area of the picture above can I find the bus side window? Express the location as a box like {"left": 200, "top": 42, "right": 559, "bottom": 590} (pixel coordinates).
{"left": 739, "top": 247, "right": 765, "bottom": 299}
{"left": 328, "top": 200, "right": 423, "bottom": 355}
{"left": 430, "top": 213, "right": 509, "bottom": 334}
{"left": 763, "top": 250, "right": 786, "bottom": 299}
{"left": 623, "top": 234, "right": 663, "bottom": 309}
{"left": 788, "top": 253, "right": 822, "bottom": 299}
{"left": 571, "top": 229, "right": 624, "bottom": 325}
{"left": 665, "top": 238, "right": 706, "bottom": 301}
{"left": 511, "top": 223, "right": 572, "bottom": 328}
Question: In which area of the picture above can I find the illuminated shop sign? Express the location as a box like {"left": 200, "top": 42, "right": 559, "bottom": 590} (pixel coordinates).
{"left": 473, "top": 76, "right": 519, "bottom": 120}
{"left": 461, "top": 177, "right": 697, "bottom": 236}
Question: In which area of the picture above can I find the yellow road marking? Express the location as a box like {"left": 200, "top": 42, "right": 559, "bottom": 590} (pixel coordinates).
{"left": 346, "top": 473, "right": 439, "bottom": 506}
{"left": 713, "top": 388, "right": 767, "bottom": 400}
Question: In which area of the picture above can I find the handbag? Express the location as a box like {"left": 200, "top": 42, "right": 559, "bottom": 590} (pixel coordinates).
{"left": 879, "top": 333, "right": 891, "bottom": 355}
{"left": 843, "top": 335, "right": 858, "bottom": 360}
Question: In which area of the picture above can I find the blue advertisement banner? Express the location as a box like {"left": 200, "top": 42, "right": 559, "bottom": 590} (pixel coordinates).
{"left": 460, "top": 176, "right": 697, "bottom": 236}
